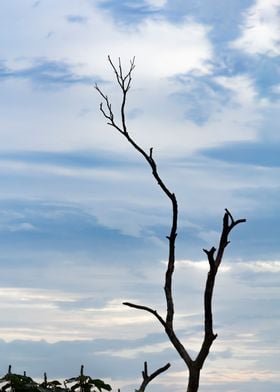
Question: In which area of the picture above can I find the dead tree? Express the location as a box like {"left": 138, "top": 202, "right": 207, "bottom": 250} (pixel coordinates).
{"left": 95, "top": 57, "right": 246, "bottom": 392}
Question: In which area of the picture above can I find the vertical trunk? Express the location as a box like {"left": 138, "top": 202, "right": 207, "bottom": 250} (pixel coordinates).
{"left": 187, "top": 366, "right": 200, "bottom": 392}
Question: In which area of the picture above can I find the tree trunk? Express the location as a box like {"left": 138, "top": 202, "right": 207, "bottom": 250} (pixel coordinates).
{"left": 187, "top": 366, "right": 200, "bottom": 392}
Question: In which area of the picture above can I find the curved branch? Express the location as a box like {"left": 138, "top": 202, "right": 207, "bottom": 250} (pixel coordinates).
{"left": 123, "top": 302, "right": 166, "bottom": 328}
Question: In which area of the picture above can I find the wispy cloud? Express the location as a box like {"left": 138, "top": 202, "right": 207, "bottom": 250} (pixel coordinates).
{"left": 145, "top": 0, "right": 167, "bottom": 8}
{"left": 97, "top": 0, "right": 162, "bottom": 24}
{"left": 175, "top": 259, "right": 280, "bottom": 274}
{"left": 66, "top": 15, "right": 88, "bottom": 24}
{"left": 0, "top": 60, "right": 95, "bottom": 89}
{"left": 232, "top": 0, "right": 280, "bottom": 56}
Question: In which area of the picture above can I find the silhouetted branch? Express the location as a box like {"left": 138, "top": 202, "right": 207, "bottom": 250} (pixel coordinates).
{"left": 203, "top": 247, "right": 216, "bottom": 270}
{"left": 136, "top": 361, "right": 171, "bottom": 392}
{"left": 123, "top": 302, "right": 166, "bottom": 327}
{"left": 215, "top": 209, "right": 246, "bottom": 269}
{"left": 195, "top": 209, "right": 246, "bottom": 372}
{"left": 96, "top": 57, "right": 179, "bottom": 339}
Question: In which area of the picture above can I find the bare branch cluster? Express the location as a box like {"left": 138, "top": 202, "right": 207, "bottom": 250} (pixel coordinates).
{"left": 95, "top": 56, "right": 135, "bottom": 135}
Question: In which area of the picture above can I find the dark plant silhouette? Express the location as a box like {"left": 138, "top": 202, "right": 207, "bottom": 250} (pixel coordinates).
{"left": 0, "top": 365, "right": 38, "bottom": 392}
{"left": 40, "top": 372, "right": 63, "bottom": 391}
{"left": 65, "top": 365, "right": 111, "bottom": 392}
{"left": 0, "top": 366, "right": 111, "bottom": 392}
{"left": 95, "top": 56, "right": 246, "bottom": 392}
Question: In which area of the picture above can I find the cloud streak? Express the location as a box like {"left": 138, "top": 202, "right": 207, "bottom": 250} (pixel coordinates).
{"left": 0, "top": 60, "right": 96, "bottom": 89}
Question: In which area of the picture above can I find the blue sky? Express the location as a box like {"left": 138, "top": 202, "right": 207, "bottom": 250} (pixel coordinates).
{"left": 0, "top": 0, "right": 280, "bottom": 391}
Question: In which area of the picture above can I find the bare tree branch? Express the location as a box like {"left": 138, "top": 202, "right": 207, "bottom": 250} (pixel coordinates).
{"left": 136, "top": 361, "right": 171, "bottom": 392}
{"left": 123, "top": 302, "right": 166, "bottom": 328}
{"left": 95, "top": 57, "right": 178, "bottom": 336}
{"left": 195, "top": 209, "right": 246, "bottom": 370}
{"left": 215, "top": 209, "right": 246, "bottom": 269}
{"left": 203, "top": 247, "right": 216, "bottom": 270}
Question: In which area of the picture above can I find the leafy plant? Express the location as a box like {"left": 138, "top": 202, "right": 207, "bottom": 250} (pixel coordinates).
{"left": 40, "top": 373, "right": 63, "bottom": 391}
{"left": 0, "top": 366, "right": 38, "bottom": 392}
{"left": 0, "top": 366, "right": 111, "bottom": 392}
{"left": 65, "top": 366, "right": 112, "bottom": 392}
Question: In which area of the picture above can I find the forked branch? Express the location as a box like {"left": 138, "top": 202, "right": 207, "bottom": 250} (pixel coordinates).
{"left": 136, "top": 361, "right": 171, "bottom": 392}
{"left": 196, "top": 209, "right": 246, "bottom": 370}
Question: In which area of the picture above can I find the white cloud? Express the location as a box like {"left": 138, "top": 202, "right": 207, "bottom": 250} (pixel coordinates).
{"left": 0, "top": 287, "right": 76, "bottom": 305}
{"left": 232, "top": 0, "right": 280, "bottom": 56}
{"left": 0, "top": 0, "right": 215, "bottom": 155}
{"left": 0, "top": 159, "right": 128, "bottom": 181}
{"left": 238, "top": 260, "right": 280, "bottom": 273}
{"left": 174, "top": 259, "right": 231, "bottom": 273}
{"left": 0, "top": 285, "right": 160, "bottom": 342}
{"left": 118, "top": 18, "right": 213, "bottom": 78}
{"left": 214, "top": 75, "right": 258, "bottom": 106}
{"left": 145, "top": 0, "right": 167, "bottom": 9}
{"left": 175, "top": 259, "right": 280, "bottom": 274}
{"left": 272, "top": 83, "right": 280, "bottom": 94}
{"left": 0, "top": 1, "right": 269, "bottom": 162}
{"left": 8, "top": 222, "right": 37, "bottom": 232}
{"left": 0, "top": 1, "right": 213, "bottom": 80}
{"left": 0, "top": 255, "right": 167, "bottom": 343}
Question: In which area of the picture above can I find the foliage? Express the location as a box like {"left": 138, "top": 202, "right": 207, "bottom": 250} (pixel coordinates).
{"left": 65, "top": 366, "right": 111, "bottom": 392}
{"left": 0, "top": 366, "right": 112, "bottom": 392}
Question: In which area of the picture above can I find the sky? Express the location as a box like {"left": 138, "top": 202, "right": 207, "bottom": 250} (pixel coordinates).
{"left": 0, "top": 0, "right": 280, "bottom": 391}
